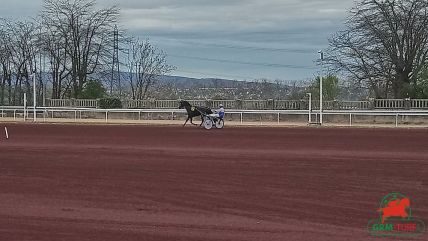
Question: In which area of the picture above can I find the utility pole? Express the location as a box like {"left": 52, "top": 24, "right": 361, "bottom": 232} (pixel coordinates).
{"left": 318, "top": 50, "right": 324, "bottom": 125}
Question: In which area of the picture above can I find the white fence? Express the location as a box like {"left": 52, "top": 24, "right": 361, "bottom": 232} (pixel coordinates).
{"left": 2, "top": 106, "right": 428, "bottom": 127}
{"left": 43, "top": 98, "right": 428, "bottom": 110}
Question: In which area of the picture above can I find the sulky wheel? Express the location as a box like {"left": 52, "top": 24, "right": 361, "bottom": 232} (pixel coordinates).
{"left": 215, "top": 119, "right": 224, "bottom": 129}
{"left": 203, "top": 117, "right": 213, "bottom": 130}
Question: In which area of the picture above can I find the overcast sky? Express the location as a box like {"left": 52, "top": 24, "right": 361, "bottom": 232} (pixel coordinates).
{"left": 0, "top": 0, "right": 355, "bottom": 82}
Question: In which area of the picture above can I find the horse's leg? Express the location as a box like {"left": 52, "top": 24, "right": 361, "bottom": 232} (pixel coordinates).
{"left": 200, "top": 115, "right": 204, "bottom": 126}
{"left": 190, "top": 117, "right": 197, "bottom": 125}
{"left": 183, "top": 117, "right": 189, "bottom": 127}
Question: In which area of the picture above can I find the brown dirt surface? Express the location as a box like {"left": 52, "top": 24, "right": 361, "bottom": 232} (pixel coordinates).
{"left": 1, "top": 123, "right": 427, "bottom": 240}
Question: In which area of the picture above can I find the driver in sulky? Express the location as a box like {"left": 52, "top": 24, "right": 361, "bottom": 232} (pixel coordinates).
{"left": 209, "top": 104, "right": 225, "bottom": 119}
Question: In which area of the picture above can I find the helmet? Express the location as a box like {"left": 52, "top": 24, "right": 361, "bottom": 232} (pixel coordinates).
{"left": 219, "top": 104, "right": 224, "bottom": 108}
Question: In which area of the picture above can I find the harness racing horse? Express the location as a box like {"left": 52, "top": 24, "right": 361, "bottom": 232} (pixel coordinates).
{"left": 178, "top": 100, "right": 213, "bottom": 127}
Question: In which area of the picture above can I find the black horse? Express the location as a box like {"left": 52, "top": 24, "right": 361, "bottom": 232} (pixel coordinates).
{"left": 178, "top": 100, "right": 212, "bottom": 126}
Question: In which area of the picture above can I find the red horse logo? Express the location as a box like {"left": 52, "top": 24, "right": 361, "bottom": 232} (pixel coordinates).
{"left": 378, "top": 197, "right": 410, "bottom": 223}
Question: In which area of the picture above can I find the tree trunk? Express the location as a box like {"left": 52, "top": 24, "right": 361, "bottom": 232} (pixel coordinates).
{"left": 0, "top": 75, "right": 4, "bottom": 105}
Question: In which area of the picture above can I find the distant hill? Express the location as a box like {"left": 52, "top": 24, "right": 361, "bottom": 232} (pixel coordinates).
{"left": 156, "top": 75, "right": 241, "bottom": 88}
{"left": 149, "top": 75, "right": 305, "bottom": 100}
{"left": 41, "top": 72, "right": 366, "bottom": 100}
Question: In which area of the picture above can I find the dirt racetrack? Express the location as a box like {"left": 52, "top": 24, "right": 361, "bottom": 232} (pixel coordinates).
{"left": 0, "top": 123, "right": 427, "bottom": 241}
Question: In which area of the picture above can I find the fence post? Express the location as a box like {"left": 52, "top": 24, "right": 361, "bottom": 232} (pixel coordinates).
{"left": 205, "top": 99, "right": 213, "bottom": 108}
{"left": 235, "top": 99, "right": 242, "bottom": 109}
{"left": 24, "top": 93, "right": 27, "bottom": 121}
{"left": 333, "top": 99, "right": 339, "bottom": 110}
{"left": 395, "top": 114, "right": 399, "bottom": 127}
{"left": 369, "top": 98, "right": 375, "bottom": 110}
{"left": 267, "top": 99, "right": 274, "bottom": 110}
{"left": 404, "top": 98, "right": 411, "bottom": 110}
{"left": 300, "top": 99, "right": 306, "bottom": 110}
{"left": 150, "top": 99, "right": 156, "bottom": 109}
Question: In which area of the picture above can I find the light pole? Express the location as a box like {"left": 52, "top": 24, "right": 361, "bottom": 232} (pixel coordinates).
{"left": 318, "top": 50, "right": 324, "bottom": 125}
{"left": 307, "top": 93, "right": 312, "bottom": 123}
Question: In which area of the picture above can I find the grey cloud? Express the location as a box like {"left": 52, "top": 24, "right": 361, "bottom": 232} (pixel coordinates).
{"left": 0, "top": 0, "right": 355, "bottom": 80}
{"left": 99, "top": 0, "right": 249, "bottom": 9}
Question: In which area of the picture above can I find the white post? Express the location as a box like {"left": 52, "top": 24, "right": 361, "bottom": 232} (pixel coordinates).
{"left": 318, "top": 51, "right": 324, "bottom": 125}
{"left": 395, "top": 114, "right": 399, "bottom": 127}
{"left": 320, "top": 75, "right": 323, "bottom": 125}
{"left": 42, "top": 85, "right": 46, "bottom": 107}
{"left": 32, "top": 73, "right": 37, "bottom": 122}
{"left": 307, "top": 93, "right": 312, "bottom": 123}
{"left": 4, "top": 127, "right": 9, "bottom": 139}
{"left": 23, "top": 93, "right": 27, "bottom": 121}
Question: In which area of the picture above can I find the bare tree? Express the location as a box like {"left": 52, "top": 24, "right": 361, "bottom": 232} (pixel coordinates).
{"left": 126, "top": 39, "right": 175, "bottom": 100}
{"left": 327, "top": 0, "right": 428, "bottom": 98}
{"left": 41, "top": 0, "right": 119, "bottom": 98}
{"left": 0, "top": 19, "right": 39, "bottom": 105}
{"left": 1, "top": 0, "right": 174, "bottom": 104}
{"left": 0, "top": 21, "right": 11, "bottom": 105}
{"left": 40, "top": 23, "right": 69, "bottom": 99}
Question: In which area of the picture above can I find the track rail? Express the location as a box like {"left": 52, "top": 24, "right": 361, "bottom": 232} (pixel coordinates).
{"left": 2, "top": 106, "right": 428, "bottom": 127}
